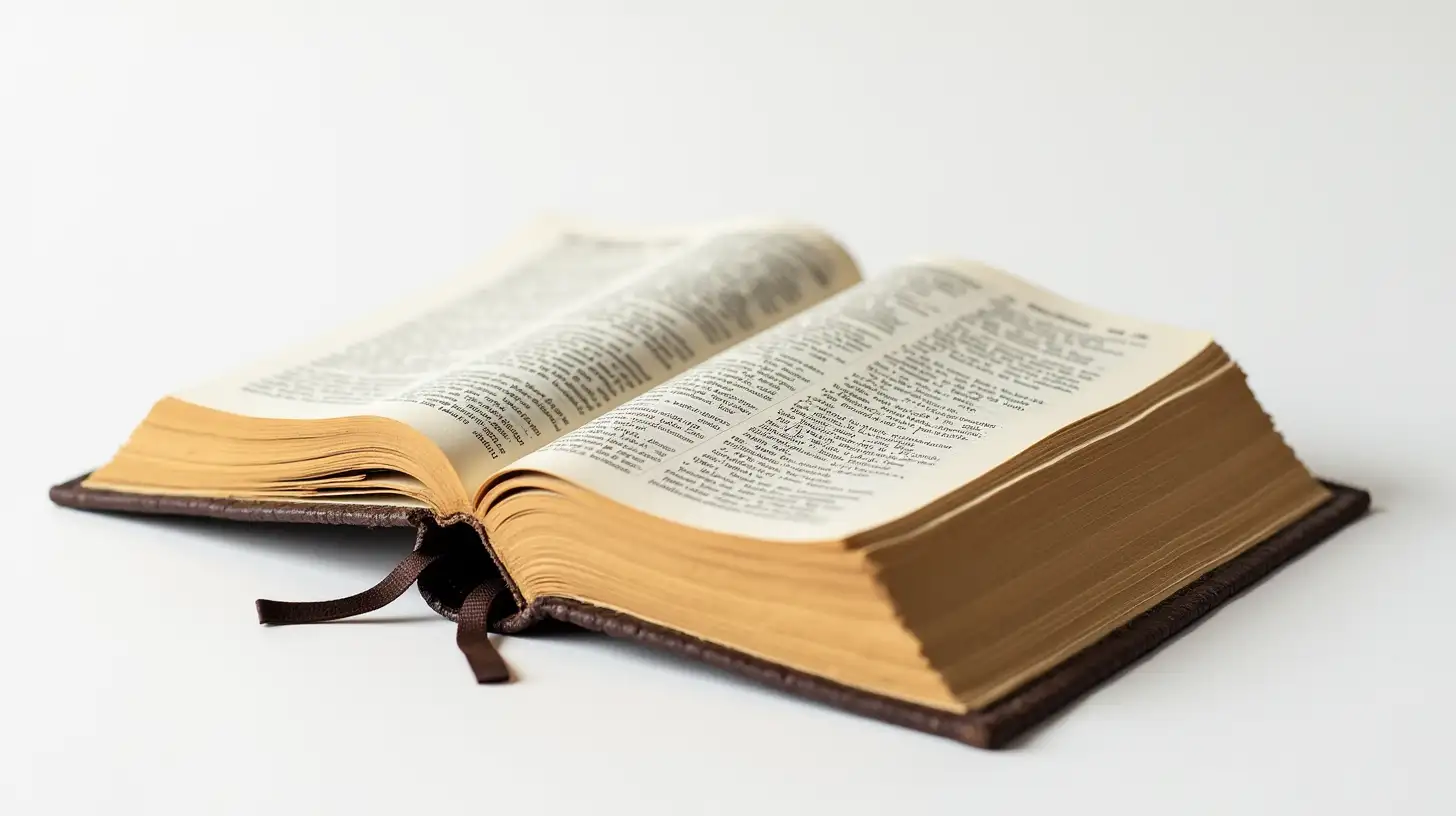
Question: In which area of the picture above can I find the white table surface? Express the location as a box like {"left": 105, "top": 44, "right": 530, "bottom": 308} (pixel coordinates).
{"left": 5, "top": 2, "right": 1454, "bottom": 813}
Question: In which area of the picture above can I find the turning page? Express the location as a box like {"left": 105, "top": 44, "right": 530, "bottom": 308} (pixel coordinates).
{"left": 495, "top": 261, "right": 1214, "bottom": 540}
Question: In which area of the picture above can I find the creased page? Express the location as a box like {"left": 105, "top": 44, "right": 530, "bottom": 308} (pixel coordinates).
{"left": 496, "top": 261, "right": 1213, "bottom": 541}
{"left": 175, "top": 218, "right": 861, "bottom": 491}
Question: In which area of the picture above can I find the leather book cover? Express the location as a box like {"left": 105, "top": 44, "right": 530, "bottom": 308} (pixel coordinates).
{"left": 49, "top": 474, "right": 1371, "bottom": 748}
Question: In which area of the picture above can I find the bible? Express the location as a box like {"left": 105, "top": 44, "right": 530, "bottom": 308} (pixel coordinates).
{"left": 51, "top": 218, "right": 1368, "bottom": 747}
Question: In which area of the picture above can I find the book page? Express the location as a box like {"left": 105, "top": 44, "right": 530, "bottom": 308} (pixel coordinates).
{"left": 497, "top": 261, "right": 1214, "bottom": 541}
{"left": 177, "top": 218, "right": 861, "bottom": 490}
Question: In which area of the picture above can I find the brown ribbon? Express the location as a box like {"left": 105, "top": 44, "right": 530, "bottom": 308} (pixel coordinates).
{"left": 255, "top": 550, "right": 441, "bottom": 625}
{"left": 456, "top": 581, "right": 510, "bottom": 683}
{"left": 256, "top": 550, "right": 509, "bottom": 683}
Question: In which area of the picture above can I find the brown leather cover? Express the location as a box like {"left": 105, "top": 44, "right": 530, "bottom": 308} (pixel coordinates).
{"left": 49, "top": 473, "right": 1370, "bottom": 748}
{"left": 49, "top": 475, "right": 425, "bottom": 528}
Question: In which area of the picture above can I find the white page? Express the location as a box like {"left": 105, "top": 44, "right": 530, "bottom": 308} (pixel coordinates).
{"left": 498, "top": 261, "right": 1213, "bottom": 540}
{"left": 175, "top": 218, "right": 862, "bottom": 492}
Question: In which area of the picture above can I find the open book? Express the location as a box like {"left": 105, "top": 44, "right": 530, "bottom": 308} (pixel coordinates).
{"left": 58, "top": 218, "right": 1367, "bottom": 747}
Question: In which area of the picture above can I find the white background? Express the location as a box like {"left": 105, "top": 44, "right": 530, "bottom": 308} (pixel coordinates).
{"left": 4, "top": 1, "right": 1454, "bottom": 813}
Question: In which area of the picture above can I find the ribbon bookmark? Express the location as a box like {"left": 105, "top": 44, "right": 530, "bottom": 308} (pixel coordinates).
{"left": 255, "top": 550, "right": 441, "bottom": 625}
{"left": 256, "top": 549, "right": 510, "bottom": 684}
{"left": 456, "top": 580, "right": 511, "bottom": 684}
